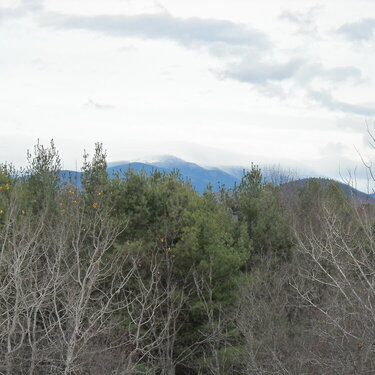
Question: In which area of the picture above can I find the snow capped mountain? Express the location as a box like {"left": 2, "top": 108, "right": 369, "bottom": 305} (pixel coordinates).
{"left": 64, "top": 155, "right": 371, "bottom": 198}
{"left": 106, "top": 155, "right": 302, "bottom": 192}
{"left": 109, "top": 155, "right": 211, "bottom": 169}
{"left": 109, "top": 155, "right": 240, "bottom": 174}
{"left": 105, "top": 155, "right": 240, "bottom": 192}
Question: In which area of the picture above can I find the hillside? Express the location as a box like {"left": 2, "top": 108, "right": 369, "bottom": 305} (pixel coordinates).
{"left": 281, "top": 177, "right": 373, "bottom": 204}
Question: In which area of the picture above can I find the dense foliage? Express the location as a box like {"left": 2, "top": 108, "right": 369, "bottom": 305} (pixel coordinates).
{"left": 0, "top": 142, "right": 374, "bottom": 374}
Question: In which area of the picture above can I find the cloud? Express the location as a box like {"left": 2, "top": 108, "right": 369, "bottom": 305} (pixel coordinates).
{"left": 220, "top": 52, "right": 364, "bottom": 108}
{"left": 296, "top": 63, "right": 363, "bottom": 84}
{"left": 0, "top": 7, "right": 25, "bottom": 23}
{"left": 320, "top": 142, "right": 347, "bottom": 156}
{"left": 218, "top": 41, "right": 362, "bottom": 89}
{"left": 316, "top": 66, "right": 362, "bottom": 82}
{"left": 119, "top": 44, "right": 137, "bottom": 53}
{"left": 5, "top": 2, "right": 369, "bottom": 119}
{"left": 20, "top": 0, "right": 44, "bottom": 11}
{"left": 222, "top": 56, "right": 304, "bottom": 85}
{"left": 279, "top": 6, "right": 321, "bottom": 36}
{"left": 337, "top": 18, "right": 375, "bottom": 41}
{"left": 40, "top": 11, "right": 271, "bottom": 49}
{"left": 309, "top": 90, "right": 375, "bottom": 116}
{"left": 31, "top": 58, "right": 49, "bottom": 71}
{"left": 0, "top": 0, "right": 43, "bottom": 23}
{"left": 85, "top": 99, "right": 115, "bottom": 110}
{"left": 336, "top": 115, "right": 368, "bottom": 132}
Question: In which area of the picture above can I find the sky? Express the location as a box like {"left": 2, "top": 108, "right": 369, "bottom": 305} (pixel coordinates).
{"left": 1, "top": 0, "right": 375, "bottom": 190}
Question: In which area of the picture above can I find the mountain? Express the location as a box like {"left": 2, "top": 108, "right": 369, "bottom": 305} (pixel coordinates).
{"left": 60, "top": 155, "right": 373, "bottom": 198}
{"left": 106, "top": 155, "right": 238, "bottom": 193}
{"left": 281, "top": 177, "right": 373, "bottom": 204}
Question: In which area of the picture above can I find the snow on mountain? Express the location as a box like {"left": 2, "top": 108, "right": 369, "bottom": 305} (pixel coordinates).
{"left": 67, "top": 155, "right": 371, "bottom": 197}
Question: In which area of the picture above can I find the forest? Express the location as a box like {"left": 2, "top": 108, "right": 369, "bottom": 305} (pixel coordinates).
{"left": 0, "top": 141, "right": 374, "bottom": 375}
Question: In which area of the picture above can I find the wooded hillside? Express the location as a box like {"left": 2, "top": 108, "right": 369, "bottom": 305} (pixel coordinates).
{"left": 1, "top": 142, "right": 374, "bottom": 374}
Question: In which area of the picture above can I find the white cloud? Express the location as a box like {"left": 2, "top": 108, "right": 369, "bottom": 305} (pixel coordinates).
{"left": 222, "top": 57, "right": 304, "bottom": 85}
{"left": 0, "top": 0, "right": 375, "bottom": 190}
{"left": 279, "top": 6, "right": 321, "bottom": 36}
{"left": 337, "top": 18, "right": 375, "bottom": 41}
{"left": 296, "top": 64, "right": 362, "bottom": 84}
{"left": 85, "top": 99, "right": 115, "bottom": 110}
{"left": 309, "top": 90, "right": 375, "bottom": 116}
{"left": 40, "top": 11, "right": 271, "bottom": 49}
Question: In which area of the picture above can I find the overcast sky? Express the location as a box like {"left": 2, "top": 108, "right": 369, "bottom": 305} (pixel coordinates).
{"left": 1, "top": 0, "right": 375, "bottom": 189}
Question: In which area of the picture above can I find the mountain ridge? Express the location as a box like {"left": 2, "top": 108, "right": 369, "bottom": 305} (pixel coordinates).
{"left": 62, "top": 155, "right": 372, "bottom": 198}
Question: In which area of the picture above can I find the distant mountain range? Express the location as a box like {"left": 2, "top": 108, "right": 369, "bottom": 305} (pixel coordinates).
{"left": 106, "top": 155, "right": 239, "bottom": 193}
{"left": 62, "top": 155, "right": 240, "bottom": 193}
{"left": 61, "top": 155, "right": 373, "bottom": 199}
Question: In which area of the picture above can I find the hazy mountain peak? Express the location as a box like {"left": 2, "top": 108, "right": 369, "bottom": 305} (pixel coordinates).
{"left": 108, "top": 155, "right": 187, "bottom": 167}
{"left": 148, "top": 155, "right": 189, "bottom": 166}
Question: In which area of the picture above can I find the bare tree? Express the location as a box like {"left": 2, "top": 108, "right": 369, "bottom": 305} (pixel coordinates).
{"left": 235, "top": 256, "right": 308, "bottom": 375}
{"left": 192, "top": 265, "right": 238, "bottom": 375}
{"left": 0, "top": 183, "right": 141, "bottom": 374}
{"left": 293, "top": 198, "right": 375, "bottom": 374}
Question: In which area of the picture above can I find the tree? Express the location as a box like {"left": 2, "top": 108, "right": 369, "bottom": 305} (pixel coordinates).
{"left": 293, "top": 189, "right": 375, "bottom": 374}
{"left": 23, "top": 139, "right": 61, "bottom": 214}
{"left": 233, "top": 164, "right": 294, "bottom": 266}
{"left": 0, "top": 142, "right": 146, "bottom": 374}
